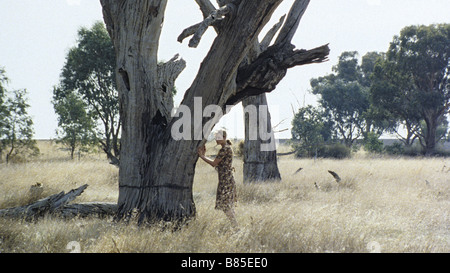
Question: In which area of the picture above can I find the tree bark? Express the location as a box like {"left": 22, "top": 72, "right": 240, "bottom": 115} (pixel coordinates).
{"left": 100, "top": 0, "right": 286, "bottom": 223}
{"left": 423, "top": 112, "right": 438, "bottom": 156}
{"left": 242, "top": 94, "right": 281, "bottom": 183}
{"left": 240, "top": 14, "right": 286, "bottom": 183}
{"left": 97, "top": 0, "right": 329, "bottom": 224}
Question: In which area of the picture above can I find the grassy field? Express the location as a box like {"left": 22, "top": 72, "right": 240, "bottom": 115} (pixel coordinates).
{"left": 0, "top": 140, "right": 448, "bottom": 253}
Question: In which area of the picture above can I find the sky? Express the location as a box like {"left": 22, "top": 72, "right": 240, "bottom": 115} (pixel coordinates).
{"left": 0, "top": 0, "right": 449, "bottom": 140}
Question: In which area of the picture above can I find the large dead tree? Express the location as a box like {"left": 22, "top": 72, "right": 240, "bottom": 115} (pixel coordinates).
{"left": 98, "top": 0, "right": 329, "bottom": 223}
{"left": 239, "top": 0, "right": 319, "bottom": 183}
{"left": 242, "top": 94, "right": 282, "bottom": 183}
{"left": 240, "top": 14, "right": 286, "bottom": 183}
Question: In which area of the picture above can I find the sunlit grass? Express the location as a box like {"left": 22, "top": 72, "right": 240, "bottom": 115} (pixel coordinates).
{"left": 0, "top": 141, "right": 448, "bottom": 253}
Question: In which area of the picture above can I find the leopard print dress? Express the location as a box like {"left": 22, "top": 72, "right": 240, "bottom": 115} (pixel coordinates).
{"left": 214, "top": 144, "right": 237, "bottom": 211}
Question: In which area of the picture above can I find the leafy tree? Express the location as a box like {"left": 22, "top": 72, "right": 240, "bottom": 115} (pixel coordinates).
{"left": 52, "top": 89, "right": 96, "bottom": 159}
{"left": 291, "top": 105, "right": 333, "bottom": 157}
{"left": 370, "top": 60, "right": 422, "bottom": 147}
{"left": 371, "top": 24, "right": 450, "bottom": 155}
{"left": 1, "top": 88, "right": 39, "bottom": 163}
{"left": 56, "top": 21, "right": 120, "bottom": 163}
{"left": 363, "top": 132, "right": 383, "bottom": 154}
{"left": 310, "top": 51, "right": 387, "bottom": 147}
{"left": 360, "top": 52, "right": 386, "bottom": 86}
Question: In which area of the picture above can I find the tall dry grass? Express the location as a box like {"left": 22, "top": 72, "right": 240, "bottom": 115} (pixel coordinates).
{"left": 0, "top": 141, "right": 448, "bottom": 253}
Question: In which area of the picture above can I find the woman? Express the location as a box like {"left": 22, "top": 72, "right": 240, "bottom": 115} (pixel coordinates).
{"left": 197, "top": 130, "right": 238, "bottom": 227}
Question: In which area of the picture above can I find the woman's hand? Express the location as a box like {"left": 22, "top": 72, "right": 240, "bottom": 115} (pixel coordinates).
{"left": 197, "top": 145, "right": 222, "bottom": 167}
{"left": 197, "top": 145, "right": 206, "bottom": 157}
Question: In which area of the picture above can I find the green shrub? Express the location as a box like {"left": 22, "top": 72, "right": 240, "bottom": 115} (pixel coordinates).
{"left": 319, "top": 143, "right": 351, "bottom": 159}
{"left": 294, "top": 143, "right": 351, "bottom": 159}
{"left": 384, "top": 142, "right": 404, "bottom": 155}
{"left": 363, "top": 132, "right": 383, "bottom": 154}
{"left": 402, "top": 145, "right": 424, "bottom": 156}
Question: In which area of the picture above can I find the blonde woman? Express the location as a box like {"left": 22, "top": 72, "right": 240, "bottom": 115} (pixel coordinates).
{"left": 198, "top": 130, "right": 238, "bottom": 227}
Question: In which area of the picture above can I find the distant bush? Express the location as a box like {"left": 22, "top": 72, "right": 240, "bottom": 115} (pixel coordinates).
{"left": 402, "top": 145, "right": 426, "bottom": 157}
{"left": 319, "top": 143, "right": 351, "bottom": 159}
{"left": 363, "top": 132, "right": 383, "bottom": 154}
{"left": 383, "top": 142, "right": 450, "bottom": 157}
{"left": 294, "top": 143, "right": 351, "bottom": 159}
{"left": 384, "top": 142, "right": 405, "bottom": 155}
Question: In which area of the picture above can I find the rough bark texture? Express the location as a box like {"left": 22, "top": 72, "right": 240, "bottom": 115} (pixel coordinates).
{"left": 242, "top": 94, "right": 281, "bottom": 183}
{"left": 58, "top": 202, "right": 117, "bottom": 218}
{"left": 239, "top": 14, "right": 286, "bottom": 183}
{"left": 100, "top": 0, "right": 286, "bottom": 223}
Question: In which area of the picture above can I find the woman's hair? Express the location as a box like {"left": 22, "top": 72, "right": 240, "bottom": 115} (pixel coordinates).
{"left": 216, "top": 130, "right": 232, "bottom": 145}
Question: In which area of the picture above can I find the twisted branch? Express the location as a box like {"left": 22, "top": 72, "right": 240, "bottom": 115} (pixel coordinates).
{"left": 178, "top": 2, "right": 236, "bottom": 47}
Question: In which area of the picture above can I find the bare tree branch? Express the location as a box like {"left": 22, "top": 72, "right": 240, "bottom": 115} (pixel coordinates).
{"left": 195, "top": 0, "right": 216, "bottom": 18}
{"left": 178, "top": 2, "right": 236, "bottom": 47}
{"left": 260, "top": 14, "right": 286, "bottom": 51}
{"left": 217, "top": 0, "right": 233, "bottom": 7}
{"left": 280, "top": 43, "right": 330, "bottom": 68}
{"left": 221, "top": 0, "right": 324, "bottom": 106}
{"left": 275, "top": 0, "right": 310, "bottom": 46}
{"left": 158, "top": 54, "right": 187, "bottom": 83}
{"left": 226, "top": 43, "right": 330, "bottom": 106}
{"left": 177, "top": 21, "right": 222, "bottom": 43}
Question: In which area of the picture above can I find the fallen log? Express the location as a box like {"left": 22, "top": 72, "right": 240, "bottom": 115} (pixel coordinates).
{"left": 59, "top": 202, "right": 117, "bottom": 218}
{"left": 0, "top": 184, "right": 117, "bottom": 220}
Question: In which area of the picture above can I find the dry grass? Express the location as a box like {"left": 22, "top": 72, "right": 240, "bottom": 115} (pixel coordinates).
{"left": 0, "top": 141, "right": 449, "bottom": 253}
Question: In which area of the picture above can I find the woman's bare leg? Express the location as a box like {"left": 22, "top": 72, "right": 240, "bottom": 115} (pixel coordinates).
{"left": 224, "top": 208, "right": 238, "bottom": 228}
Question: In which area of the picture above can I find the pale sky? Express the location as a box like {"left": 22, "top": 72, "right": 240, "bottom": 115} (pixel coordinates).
{"left": 1, "top": 0, "right": 449, "bottom": 139}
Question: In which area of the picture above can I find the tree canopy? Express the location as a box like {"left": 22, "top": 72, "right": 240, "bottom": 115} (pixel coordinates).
{"left": 1, "top": 87, "right": 38, "bottom": 163}
{"left": 54, "top": 21, "right": 120, "bottom": 163}
{"left": 370, "top": 24, "right": 450, "bottom": 154}
{"left": 310, "top": 51, "right": 386, "bottom": 147}
{"left": 53, "top": 89, "right": 96, "bottom": 159}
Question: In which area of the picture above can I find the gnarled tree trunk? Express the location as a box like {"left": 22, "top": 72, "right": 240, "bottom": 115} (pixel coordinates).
{"left": 242, "top": 94, "right": 281, "bottom": 183}
{"left": 239, "top": 14, "right": 288, "bottom": 183}
{"left": 100, "top": 0, "right": 329, "bottom": 223}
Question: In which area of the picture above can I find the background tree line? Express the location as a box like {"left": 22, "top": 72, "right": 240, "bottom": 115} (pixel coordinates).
{"left": 292, "top": 24, "right": 450, "bottom": 157}
{"left": 3, "top": 23, "right": 448, "bottom": 163}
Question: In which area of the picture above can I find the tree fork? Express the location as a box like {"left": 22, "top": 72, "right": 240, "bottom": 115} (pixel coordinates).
{"left": 99, "top": 0, "right": 328, "bottom": 224}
